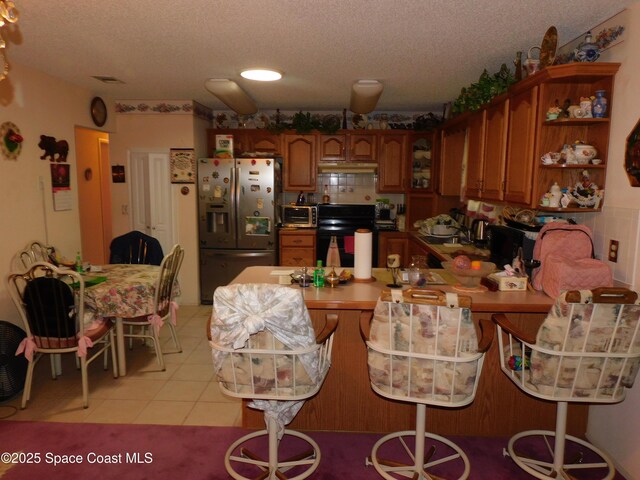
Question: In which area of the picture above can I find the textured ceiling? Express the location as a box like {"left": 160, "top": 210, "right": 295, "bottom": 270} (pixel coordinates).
{"left": 5, "top": 0, "right": 634, "bottom": 112}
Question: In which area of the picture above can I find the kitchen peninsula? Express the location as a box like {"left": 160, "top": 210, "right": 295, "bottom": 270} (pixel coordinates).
{"left": 229, "top": 266, "right": 586, "bottom": 437}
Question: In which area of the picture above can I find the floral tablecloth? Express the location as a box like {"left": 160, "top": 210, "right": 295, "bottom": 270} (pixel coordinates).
{"left": 83, "top": 264, "right": 178, "bottom": 324}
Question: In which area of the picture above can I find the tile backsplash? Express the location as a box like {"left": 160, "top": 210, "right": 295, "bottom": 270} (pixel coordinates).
{"left": 282, "top": 173, "right": 404, "bottom": 209}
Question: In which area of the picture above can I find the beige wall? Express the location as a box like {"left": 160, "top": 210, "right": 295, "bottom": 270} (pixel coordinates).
{"left": 0, "top": 63, "right": 113, "bottom": 326}
{"left": 109, "top": 113, "right": 206, "bottom": 305}
{"left": 582, "top": 5, "right": 640, "bottom": 478}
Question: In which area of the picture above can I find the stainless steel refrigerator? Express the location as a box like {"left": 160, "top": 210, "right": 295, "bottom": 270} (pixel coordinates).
{"left": 198, "top": 157, "right": 282, "bottom": 303}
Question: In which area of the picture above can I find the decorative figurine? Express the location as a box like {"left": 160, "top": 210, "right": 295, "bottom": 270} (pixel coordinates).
{"left": 592, "top": 90, "right": 608, "bottom": 118}
{"left": 574, "top": 31, "right": 600, "bottom": 62}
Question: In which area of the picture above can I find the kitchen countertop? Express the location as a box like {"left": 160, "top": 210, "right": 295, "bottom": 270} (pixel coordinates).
{"left": 232, "top": 265, "right": 553, "bottom": 313}
{"left": 230, "top": 266, "right": 586, "bottom": 437}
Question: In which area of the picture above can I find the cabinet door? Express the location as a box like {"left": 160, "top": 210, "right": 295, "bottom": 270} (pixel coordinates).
{"left": 482, "top": 99, "right": 509, "bottom": 201}
{"left": 410, "top": 132, "right": 436, "bottom": 192}
{"left": 283, "top": 135, "right": 317, "bottom": 191}
{"left": 349, "top": 133, "right": 377, "bottom": 161}
{"left": 439, "top": 120, "right": 467, "bottom": 196}
{"left": 248, "top": 131, "right": 281, "bottom": 154}
{"left": 378, "top": 133, "right": 408, "bottom": 193}
{"left": 378, "top": 232, "right": 409, "bottom": 267}
{"left": 318, "top": 134, "right": 347, "bottom": 162}
{"left": 465, "top": 111, "right": 486, "bottom": 199}
{"left": 504, "top": 86, "right": 538, "bottom": 204}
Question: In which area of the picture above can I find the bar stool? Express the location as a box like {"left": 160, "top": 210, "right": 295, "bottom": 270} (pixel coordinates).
{"left": 209, "top": 283, "right": 338, "bottom": 480}
{"left": 361, "top": 288, "right": 493, "bottom": 480}
{"left": 493, "top": 287, "right": 640, "bottom": 480}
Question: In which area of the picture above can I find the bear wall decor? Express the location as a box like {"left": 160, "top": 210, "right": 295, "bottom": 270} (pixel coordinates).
{"left": 38, "top": 135, "right": 69, "bottom": 162}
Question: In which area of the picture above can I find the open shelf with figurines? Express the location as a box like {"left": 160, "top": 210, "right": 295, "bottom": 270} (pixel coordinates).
{"left": 532, "top": 63, "right": 619, "bottom": 212}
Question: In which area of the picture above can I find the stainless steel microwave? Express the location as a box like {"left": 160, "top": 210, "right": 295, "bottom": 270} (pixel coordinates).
{"left": 281, "top": 205, "right": 318, "bottom": 228}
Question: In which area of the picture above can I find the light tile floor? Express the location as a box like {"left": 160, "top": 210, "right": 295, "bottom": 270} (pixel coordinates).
{"left": 0, "top": 305, "right": 243, "bottom": 427}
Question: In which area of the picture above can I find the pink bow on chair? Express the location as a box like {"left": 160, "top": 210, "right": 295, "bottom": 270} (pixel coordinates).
{"left": 170, "top": 301, "right": 179, "bottom": 327}
{"left": 16, "top": 336, "right": 37, "bottom": 362}
{"left": 77, "top": 335, "right": 94, "bottom": 358}
{"left": 148, "top": 313, "right": 164, "bottom": 336}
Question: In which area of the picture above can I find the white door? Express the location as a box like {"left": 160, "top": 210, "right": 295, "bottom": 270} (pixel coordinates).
{"left": 129, "top": 151, "right": 174, "bottom": 255}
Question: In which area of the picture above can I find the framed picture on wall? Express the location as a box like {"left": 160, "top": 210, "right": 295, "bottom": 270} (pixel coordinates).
{"left": 111, "top": 165, "right": 126, "bottom": 183}
{"left": 170, "top": 148, "right": 196, "bottom": 184}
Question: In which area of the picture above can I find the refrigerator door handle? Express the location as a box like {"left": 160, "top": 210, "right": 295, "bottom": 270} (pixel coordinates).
{"left": 229, "top": 165, "right": 237, "bottom": 242}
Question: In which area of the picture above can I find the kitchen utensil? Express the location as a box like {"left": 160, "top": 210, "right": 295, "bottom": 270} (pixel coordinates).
{"left": 471, "top": 219, "right": 489, "bottom": 245}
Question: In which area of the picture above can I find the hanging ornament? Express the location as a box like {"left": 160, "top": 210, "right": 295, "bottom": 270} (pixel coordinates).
{"left": 0, "top": 121, "right": 23, "bottom": 160}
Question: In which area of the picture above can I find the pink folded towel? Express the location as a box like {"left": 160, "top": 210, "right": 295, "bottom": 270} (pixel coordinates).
{"left": 344, "top": 236, "right": 355, "bottom": 254}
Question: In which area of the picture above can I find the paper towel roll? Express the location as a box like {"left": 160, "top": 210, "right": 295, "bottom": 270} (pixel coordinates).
{"left": 354, "top": 229, "right": 373, "bottom": 280}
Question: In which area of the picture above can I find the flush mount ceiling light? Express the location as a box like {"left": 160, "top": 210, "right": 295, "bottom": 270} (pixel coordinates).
{"left": 350, "top": 80, "right": 384, "bottom": 114}
{"left": 204, "top": 79, "right": 258, "bottom": 115}
{"left": 240, "top": 68, "right": 282, "bottom": 81}
{"left": 0, "top": 0, "right": 20, "bottom": 82}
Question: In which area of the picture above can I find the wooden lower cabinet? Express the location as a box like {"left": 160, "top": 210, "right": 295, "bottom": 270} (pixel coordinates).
{"left": 279, "top": 229, "right": 316, "bottom": 267}
{"left": 243, "top": 309, "right": 588, "bottom": 436}
{"left": 377, "top": 231, "right": 409, "bottom": 267}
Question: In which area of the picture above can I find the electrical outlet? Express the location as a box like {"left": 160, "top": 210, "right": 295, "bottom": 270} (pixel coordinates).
{"left": 608, "top": 239, "right": 619, "bottom": 262}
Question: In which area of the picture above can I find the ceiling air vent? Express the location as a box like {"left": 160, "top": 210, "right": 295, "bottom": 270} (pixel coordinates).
{"left": 91, "top": 76, "right": 125, "bottom": 84}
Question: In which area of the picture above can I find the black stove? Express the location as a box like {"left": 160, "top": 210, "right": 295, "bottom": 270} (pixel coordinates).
{"left": 316, "top": 204, "right": 377, "bottom": 267}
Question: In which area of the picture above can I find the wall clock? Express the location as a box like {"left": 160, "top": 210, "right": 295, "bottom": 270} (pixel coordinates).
{"left": 90, "top": 97, "right": 107, "bottom": 127}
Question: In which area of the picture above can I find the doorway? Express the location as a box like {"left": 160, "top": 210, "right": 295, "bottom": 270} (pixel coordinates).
{"left": 128, "top": 151, "right": 174, "bottom": 255}
{"left": 75, "top": 127, "right": 112, "bottom": 264}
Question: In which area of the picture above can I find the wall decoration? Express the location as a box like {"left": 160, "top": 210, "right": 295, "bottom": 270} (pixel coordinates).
{"left": 556, "top": 9, "right": 627, "bottom": 64}
{"left": 625, "top": 118, "right": 640, "bottom": 187}
{"left": 0, "top": 121, "right": 23, "bottom": 160}
{"left": 170, "top": 148, "right": 195, "bottom": 184}
{"left": 50, "top": 163, "right": 72, "bottom": 211}
{"left": 90, "top": 96, "right": 108, "bottom": 127}
{"left": 111, "top": 165, "right": 125, "bottom": 183}
{"left": 38, "top": 135, "right": 69, "bottom": 162}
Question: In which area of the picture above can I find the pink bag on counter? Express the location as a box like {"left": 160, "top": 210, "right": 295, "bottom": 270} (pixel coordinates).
{"left": 531, "top": 223, "right": 612, "bottom": 298}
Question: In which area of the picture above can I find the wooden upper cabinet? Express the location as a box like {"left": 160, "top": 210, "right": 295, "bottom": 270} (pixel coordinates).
{"left": 504, "top": 86, "right": 538, "bottom": 205}
{"left": 283, "top": 134, "right": 317, "bottom": 191}
{"left": 318, "top": 134, "right": 347, "bottom": 162}
{"left": 207, "top": 129, "right": 280, "bottom": 156}
{"left": 464, "top": 110, "right": 486, "bottom": 199}
{"left": 349, "top": 133, "right": 377, "bottom": 162}
{"left": 378, "top": 133, "right": 408, "bottom": 192}
{"left": 481, "top": 98, "right": 509, "bottom": 201}
{"left": 439, "top": 115, "right": 467, "bottom": 196}
{"left": 247, "top": 131, "right": 281, "bottom": 154}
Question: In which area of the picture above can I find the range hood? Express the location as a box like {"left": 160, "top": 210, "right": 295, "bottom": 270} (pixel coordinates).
{"left": 318, "top": 162, "right": 378, "bottom": 174}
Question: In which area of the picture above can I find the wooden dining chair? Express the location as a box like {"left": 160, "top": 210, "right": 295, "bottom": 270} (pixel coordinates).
{"left": 109, "top": 231, "right": 164, "bottom": 265}
{"left": 6, "top": 262, "right": 118, "bottom": 408}
{"left": 121, "top": 244, "right": 184, "bottom": 370}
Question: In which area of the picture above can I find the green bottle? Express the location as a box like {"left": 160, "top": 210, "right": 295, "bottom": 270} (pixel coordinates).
{"left": 313, "top": 260, "right": 325, "bottom": 287}
{"left": 75, "top": 251, "right": 84, "bottom": 273}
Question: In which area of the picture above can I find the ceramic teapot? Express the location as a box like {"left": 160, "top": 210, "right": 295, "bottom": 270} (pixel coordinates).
{"left": 573, "top": 144, "right": 597, "bottom": 164}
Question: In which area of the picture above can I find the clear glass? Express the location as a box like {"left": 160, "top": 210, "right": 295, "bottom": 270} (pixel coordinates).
{"left": 408, "top": 255, "right": 428, "bottom": 287}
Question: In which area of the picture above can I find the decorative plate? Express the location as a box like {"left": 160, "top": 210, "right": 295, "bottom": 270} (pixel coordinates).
{"left": 540, "top": 26, "right": 558, "bottom": 68}
{"left": 0, "top": 121, "right": 23, "bottom": 160}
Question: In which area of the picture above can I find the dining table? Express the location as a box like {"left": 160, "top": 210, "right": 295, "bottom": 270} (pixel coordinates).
{"left": 82, "top": 263, "right": 174, "bottom": 376}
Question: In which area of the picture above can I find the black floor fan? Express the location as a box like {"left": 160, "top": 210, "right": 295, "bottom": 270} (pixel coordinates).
{"left": 0, "top": 321, "right": 28, "bottom": 402}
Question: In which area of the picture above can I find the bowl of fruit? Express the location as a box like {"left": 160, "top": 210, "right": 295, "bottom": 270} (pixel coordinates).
{"left": 442, "top": 256, "right": 496, "bottom": 288}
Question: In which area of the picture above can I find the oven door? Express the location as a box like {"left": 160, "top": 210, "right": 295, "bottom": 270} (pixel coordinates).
{"left": 316, "top": 229, "right": 378, "bottom": 268}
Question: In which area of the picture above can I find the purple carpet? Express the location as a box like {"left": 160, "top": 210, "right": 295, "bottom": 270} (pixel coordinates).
{"left": 0, "top": 421, "right": 627, "bottom": 479}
